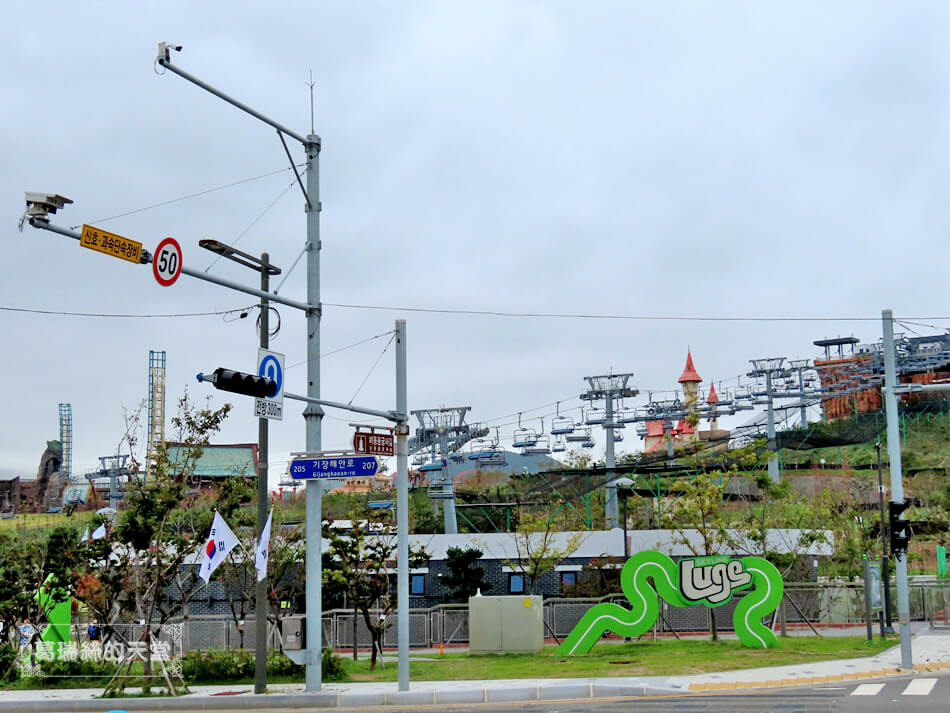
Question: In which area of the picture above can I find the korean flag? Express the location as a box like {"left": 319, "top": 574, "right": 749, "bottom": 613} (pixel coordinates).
{"left": 198, "top": 512, "right": 241, "bottom": 582}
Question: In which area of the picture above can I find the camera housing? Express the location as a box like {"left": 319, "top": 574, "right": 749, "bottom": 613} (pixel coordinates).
{"left": 24, "top": 192, "right": 73, "bottom": 219}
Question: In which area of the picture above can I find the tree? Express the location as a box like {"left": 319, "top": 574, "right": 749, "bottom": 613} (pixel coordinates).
{"left": 323, "top": 519, "right": 429, "bottom": 670}
{"left": 82, "top": 392, "right": 231, "bottom": 697}
{"left": 0, "top": 525, "right": 82, "bottom": 648}
{"left": 667, "top": 472, "right": 735, "bottom": 641}
{"left": 500, "top": 503, "right": 584, "bottom": 594}
{"left": 442, "top": 547, "right": 491, "bottom": 601}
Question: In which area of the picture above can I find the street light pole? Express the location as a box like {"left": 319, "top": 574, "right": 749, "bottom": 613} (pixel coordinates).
{"left": 255, "top": 254, "right": 270, "bottom": 694}
{"left": 197, "top": 240, "right": 279, "bottom": 694}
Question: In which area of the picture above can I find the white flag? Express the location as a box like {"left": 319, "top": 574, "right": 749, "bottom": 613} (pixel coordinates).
{"left": 199, "top": 512, "right": 241, "bottom": 583}
{"left": 91, "top": 524, "right": 107, "bottom": 540}
{"left": 255, "top": 508, "right": 273, "bottom": 582}
{"left": 80, "top": 528, "right": 90, "bottom": 542}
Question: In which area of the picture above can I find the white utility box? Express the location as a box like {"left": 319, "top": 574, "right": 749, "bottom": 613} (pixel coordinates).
{"left": 468, "top": 595, "right": 544, "bottom": 654}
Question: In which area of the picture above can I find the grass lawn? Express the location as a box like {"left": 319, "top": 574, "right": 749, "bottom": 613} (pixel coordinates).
{"left": 341, "top": 636, "right": 897, "bottom": 682}
{"left": 3, "top": 636, "right": 896, "bottom": 689}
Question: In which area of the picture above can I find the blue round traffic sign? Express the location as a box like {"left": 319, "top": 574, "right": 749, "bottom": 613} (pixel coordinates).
{"left": 258, "top": 355, "right": 282, "bottom": 398}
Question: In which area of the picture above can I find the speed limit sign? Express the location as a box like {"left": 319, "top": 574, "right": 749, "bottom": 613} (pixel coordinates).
{"left": 153, "top": 237, "right": 183, "bottom": 287}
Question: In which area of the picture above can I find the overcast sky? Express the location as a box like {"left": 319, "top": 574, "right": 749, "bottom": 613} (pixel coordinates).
{"left": 4, "top": 2, "right": 948, "bottom": 484}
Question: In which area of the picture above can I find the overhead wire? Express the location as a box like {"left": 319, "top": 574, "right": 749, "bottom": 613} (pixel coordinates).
{"left": 70, "top": 166, "right": 304, "bottom": 229}
{"left": 348, "top": 332, "right": 397, "bottom": 405}
{"left": 0, "top": 305, "right": 254, "bottom": 319}
{"left": 322, "top": 302, "right": 950, "bottom": 323}
{"left": 203, "top": 180, "right": 298, "bottom": 272}
{"left": 285, "top": 330, "right": 395, "bottom": 369}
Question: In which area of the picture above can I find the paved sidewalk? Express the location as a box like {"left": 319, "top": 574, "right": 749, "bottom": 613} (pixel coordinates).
{"left": 2, "top": 625, "right": 948, "bottom": 712}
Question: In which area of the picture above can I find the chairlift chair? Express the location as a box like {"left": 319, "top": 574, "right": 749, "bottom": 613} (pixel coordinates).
{"left": 512, "top": 427, "right": 538, "bottom": 448}
{"left": 585, "top": 407, "right": 605, "bottom": 425}
{"left": 523, "top": 434, "right": 551, "bottom": 455}
{"left": 550, "top": 416, "right": 575, "bottom": 435}
{"left": 552, "top": 437, "right": 567, "bottom": 453}
{"left": 565, "top": 426, "right": 593, "bottom": 442}
{"left": 412, "top": 453, "right": 427, "bottom": 466}
{"left": 617, "top": 406, "right": 637, "bottom": 423}
{"left": 613, "top": 431, "right": 623, "bottom": 443}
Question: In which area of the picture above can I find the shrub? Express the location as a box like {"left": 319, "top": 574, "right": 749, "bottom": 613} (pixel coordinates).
{"left": 180, "top": 648, "right": 346, "bottom": 683}
{"left": 28, "top": 657, "right": 117, "bottom": 685}
{"left": 321, "top": 647, "right": 346, "bottom": 682}
{"left": 180, "top": 649, "right": 254, "bottom": 682}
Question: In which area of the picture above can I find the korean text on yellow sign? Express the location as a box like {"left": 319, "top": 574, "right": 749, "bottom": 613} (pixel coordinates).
{"left": 80, "top": 224, "right": 143, "bottom": 264}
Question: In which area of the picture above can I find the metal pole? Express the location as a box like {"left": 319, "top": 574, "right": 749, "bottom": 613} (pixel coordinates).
{"left": 883, "top": 309, "right": 913, "bottom": 670}
{"left": 604, "top": 393, "right": 618, "bottom": 529}
{"left": 766, "top": 371, "right": 779, "bottom": 482}
{"left": 303, "top": 134, "right": 324, "bottom": 692}
{"left": 798, "top": 369, "right": 808, "bottom": 428}
{"left": 622, "top": 493, "right": 629, "bottom": 558}
{"left": 876, "top": 441, "right": 894, "bottom": 632}
{"left": 440, "top": 431, "right": 457, "bottom": 534}
{"left": 255, "top": 254, "right": 270, "bottom": 694}
{"left": 395, "top": 320, "right": 410, "bottom": 691}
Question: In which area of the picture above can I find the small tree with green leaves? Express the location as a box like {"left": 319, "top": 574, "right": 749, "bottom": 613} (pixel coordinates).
{"left": 500, "top": 502, "right": 584, "bottom": 594}
{"left": 323, "top": 520, "right": 429, "bottom": 670}
{"left": 667, "top": 472, "right": 735, "bottom": 641}
{"left": 88, "top": 392, "right": 231, "bottom": 697}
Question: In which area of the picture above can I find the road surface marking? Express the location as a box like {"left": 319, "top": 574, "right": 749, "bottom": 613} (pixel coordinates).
{"left": 851, "top": 683, "right": 885, "bottom": 696}
{"left": 902, "top": 678, "right": 937, "bottom": 696}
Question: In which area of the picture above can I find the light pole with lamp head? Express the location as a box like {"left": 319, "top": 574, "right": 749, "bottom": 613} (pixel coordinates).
{"left": 614, "top": 477, "right": 635, "bottom": 559}
{"left": 199, "top": 239, "right": 280, "bottom": 694}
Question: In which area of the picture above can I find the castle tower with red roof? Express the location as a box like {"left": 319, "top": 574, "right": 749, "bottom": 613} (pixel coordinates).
{"left": 678, "top": 350, "right": 702, "bottom": 409}
{"left": 706, "top": 381, "right": 720, "bottom": 430}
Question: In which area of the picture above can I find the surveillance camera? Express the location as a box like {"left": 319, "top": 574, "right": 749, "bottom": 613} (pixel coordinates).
{"left": 24, "top": 192, "right": 73, "bottom": 219}
{"left": 157, "top": 42, "right": 183, "bottom": 63}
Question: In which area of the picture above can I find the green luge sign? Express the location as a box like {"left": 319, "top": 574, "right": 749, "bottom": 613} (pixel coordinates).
{"left": 558, "top": 551, "right": 784, "bottom": 654}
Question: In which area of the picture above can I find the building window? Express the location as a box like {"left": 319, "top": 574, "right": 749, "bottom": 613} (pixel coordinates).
{"left": 560, "top": 571, "right": 577, "bottom": 590}
{"left": 410, "top": 573, "right": 425, "bottom": 595}
{"left": 508, "top": 573, "right": 525, "bottom": 594}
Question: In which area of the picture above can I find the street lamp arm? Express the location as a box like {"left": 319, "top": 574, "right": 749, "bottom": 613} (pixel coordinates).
{"left": 157, "top": 53, "right": 308, "bottom": 146}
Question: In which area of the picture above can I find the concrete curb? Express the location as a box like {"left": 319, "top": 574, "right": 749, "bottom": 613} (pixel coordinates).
{"left": 0, "top": 682, "right": 674, "bottom": 712}
{"left": 687, "top": 660, "right": 950, "bottom": 692}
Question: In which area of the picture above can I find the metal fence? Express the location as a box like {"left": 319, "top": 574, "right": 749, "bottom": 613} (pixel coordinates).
{"left": 153, "top": 580, "right": 950, "bottom": 653}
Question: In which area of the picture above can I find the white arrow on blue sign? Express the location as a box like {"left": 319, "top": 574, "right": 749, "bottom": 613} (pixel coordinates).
{"left": 290, "top": 455, "right": 379, "bottom": 480}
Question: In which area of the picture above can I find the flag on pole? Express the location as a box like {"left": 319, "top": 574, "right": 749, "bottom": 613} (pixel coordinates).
{"left": 80, "top": 528, "right": 90, "bottom": 542}
{"left": 199, "top": 512, "right": 241, "bottom": 583}
{"left": 91, "top": 524, "right": 107, "bottom": 540}
{"left": 255, "top": 508, "right": 273, "bottom": 582}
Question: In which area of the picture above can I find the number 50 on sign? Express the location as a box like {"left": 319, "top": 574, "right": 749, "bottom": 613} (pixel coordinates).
{"left": 153, "top": 237, "right": 183, "bottom": 287}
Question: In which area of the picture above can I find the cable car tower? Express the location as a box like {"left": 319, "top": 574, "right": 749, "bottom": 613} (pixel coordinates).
{"left": 408, "top": 406, "right": 487, "bottom": 534}
{"left": 580, "top": 372, "right": 638, "bottom": 529}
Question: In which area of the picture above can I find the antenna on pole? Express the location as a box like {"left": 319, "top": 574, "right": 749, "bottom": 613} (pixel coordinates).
{"left": 308, "top": 69, "right": 316, "bottom": 134}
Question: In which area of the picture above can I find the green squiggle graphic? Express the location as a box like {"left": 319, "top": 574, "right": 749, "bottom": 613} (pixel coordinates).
{"left": 557, "top": 551, "right": 782, "bottom": 654}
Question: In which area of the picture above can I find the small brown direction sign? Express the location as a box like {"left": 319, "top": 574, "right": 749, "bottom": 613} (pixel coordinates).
{"left": 353, "top": 431, "right": 394, "bottom": 456}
